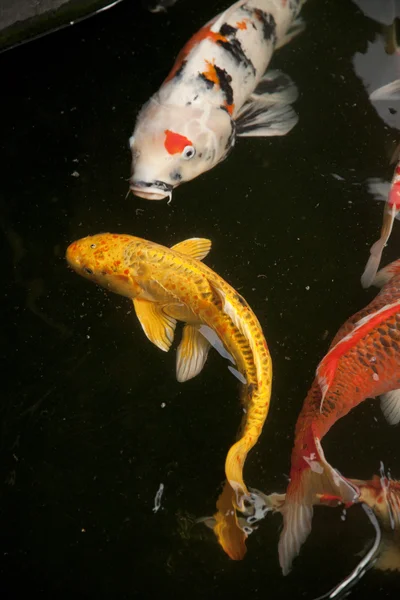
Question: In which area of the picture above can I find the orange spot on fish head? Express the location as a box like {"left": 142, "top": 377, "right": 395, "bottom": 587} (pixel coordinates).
{"left": 164, "top": 130, "right": 193, "bottom": 155}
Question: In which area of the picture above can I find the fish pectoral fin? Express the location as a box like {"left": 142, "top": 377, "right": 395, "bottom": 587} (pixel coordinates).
{"left": 370, "top": 79, "right": 400, "bottom": 101}
{"left": 171, "top": 238, "right": 212, "bottom": 261}
{"left": 380, "top": 389, "right": 400, "bottom": 425}
{"left": 133, "top": 298, "right": 176, "bottom": 352}
{"left": 163, "top": 302, "right": 198, "bottom": 323}
{"left": 275, "top": 17, "right": 305, "bottom": 50}
{"left": 197, "top": 324, "right": 235, "bottom": 364}
{"left": 227, "top": 365, "right": 247, "bottom": 385}
{"left": 176, "top": 324, "right": 210, "bottom": 382}
{"left": 236, "top": 70, "right": 298, "bottom": 137}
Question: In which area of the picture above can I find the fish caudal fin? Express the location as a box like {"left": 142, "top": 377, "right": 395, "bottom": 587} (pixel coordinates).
{"left": 211, "top": 481, "right": 248, "bottom": 561}
{"left": 236, "top": 70, "right": 298, "bottom": 138}
{"left": 279, "top": 437, "right": 359, "bottom": 575}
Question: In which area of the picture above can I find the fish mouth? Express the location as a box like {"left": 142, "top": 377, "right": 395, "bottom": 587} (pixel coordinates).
{"left": 130, "top": 180, "right": 173, "bottom": 201}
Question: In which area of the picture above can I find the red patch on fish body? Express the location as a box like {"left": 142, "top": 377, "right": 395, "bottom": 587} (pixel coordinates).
{"left": 164, "top": 130, "right": 193, "bottom": 154}
{"left": 317, "top": 301, "right": 400, "bottom": 398}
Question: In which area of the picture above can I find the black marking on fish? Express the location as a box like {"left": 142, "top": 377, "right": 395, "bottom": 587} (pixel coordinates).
{"left": 217, "top": 38, "right": 256, "bottom": 75}
{"left": 235, "top": 293, "right": 248, "bottom": 307}
{"left": 214, "top": 65, "right": 233, "bottom": 105}
{"left": 254, "top": 9, "right": 277, "bottom": 42}
{"left": 220, "top": 23, "right": 237, "bottom": 37}
{"left": 199, "top": 72, "right": 215, "bottom": 89}
{"left": 174, "top": 60, "right": 187, "bottom": 80}
{"left": 255, "top": 72, "right": 292, "bottom": 95}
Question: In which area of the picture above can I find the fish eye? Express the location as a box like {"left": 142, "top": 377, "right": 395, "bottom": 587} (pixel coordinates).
{"left": 90, "top": 244, "right": 96, "bottom": 249}
{"left": 84, "top": 267, "right": 94, "bottom": 275}
{"left": 182, "top": 145, "right": 196, "bottom": 160}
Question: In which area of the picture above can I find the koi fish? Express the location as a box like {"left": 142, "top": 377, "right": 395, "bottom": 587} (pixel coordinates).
{"left": 250, "top": 466, "right": 400, "bottom": 598}
{"left": 353, "top": 13, "right": 400, "bottom": 286}
{"left": 349, "top": 470, "right": 400, "bottom": 573}
{"left": 361, "top": 163, "right": 400, "bottom": 288}
{"left": 129, "top": 0, "right": 306, "bottom": 200}
{"left": 66, "top": 233, "right": 272, "bottom": 522}
{"left": 277, "top": 258, "right": 400, "bottom": 575}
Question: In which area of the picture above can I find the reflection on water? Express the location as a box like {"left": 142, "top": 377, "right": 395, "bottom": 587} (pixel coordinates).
{"left": 1, "top": 0, "right": 400, "bottom": 598}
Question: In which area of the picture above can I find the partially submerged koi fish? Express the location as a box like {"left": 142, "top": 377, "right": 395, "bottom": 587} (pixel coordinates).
{"left": 248, "top": 466, "right": 400, "bottom": 598}
{"left": 66, "top": 233, "right": 272, "bottom": 531}
{"left": 277, "top": 258, "right": 400, "bottom": 575}
{"left": 353, "top": 13, "right": 400, "bottom": 287}
{"left": 129, "top": 0, "right": 306, "bottom": 200}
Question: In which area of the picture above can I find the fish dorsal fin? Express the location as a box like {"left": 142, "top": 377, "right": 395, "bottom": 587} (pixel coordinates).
{"left": 381, "top": 389, "right": 400, "bottom": 425}
{"left": 236, "top": 70, "right": 298, "bottom": 138}
{"left": 176, "top": 324, "right": 210, "bottom": 382}
{"left": 317, "top": 301, "right": 400, "bottom": 410}
{"left": 133, "top": 298, "right": 176, "bottom": 352}
{"left": 171, "top": 238, "right": 211, "bottom": 261}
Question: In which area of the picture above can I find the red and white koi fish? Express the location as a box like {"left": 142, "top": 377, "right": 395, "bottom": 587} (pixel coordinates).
{"left": 277, "top": 258, "right": 400, "bottom": 575}
{"left": 361, "top": 162, "right": 400, "bottom": 288}
{"left": 353, "top": 11, "right": 400, "bottom": 286}
{"left": 129, "top": 0, "right": 306, "bottom": 200}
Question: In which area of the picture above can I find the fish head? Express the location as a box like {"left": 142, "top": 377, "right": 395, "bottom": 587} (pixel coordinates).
{"left": 66, "top": 233, "right": 143, "bottom": 298}
{"left": 129, "top": 98, "right": 234, "bottom": 200}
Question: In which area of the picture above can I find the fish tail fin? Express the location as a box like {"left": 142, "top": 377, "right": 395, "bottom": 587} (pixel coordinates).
{"left": 361, "top": 203, "right": 397, "bottom": 288}
{"left": 279, "top": 435, "right": 359, "bottom": 575}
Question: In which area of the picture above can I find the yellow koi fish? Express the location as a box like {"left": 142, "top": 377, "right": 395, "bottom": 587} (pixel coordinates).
{"left": 66, "top": 233, "right": 272, "bottom": 553}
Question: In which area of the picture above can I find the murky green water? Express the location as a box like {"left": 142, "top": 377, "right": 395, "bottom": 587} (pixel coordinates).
{"left": 1, "top": 0, "right": 400, "bottom": 598}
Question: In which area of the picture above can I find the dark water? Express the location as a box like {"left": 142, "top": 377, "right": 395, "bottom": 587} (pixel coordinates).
{"left": 1, "top": 0, "right": 400, "bottom": 598}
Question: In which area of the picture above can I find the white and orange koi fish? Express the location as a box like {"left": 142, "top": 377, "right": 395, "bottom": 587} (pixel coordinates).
{"left": 129, "top": 0, "right": 306, "bottom": 200}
